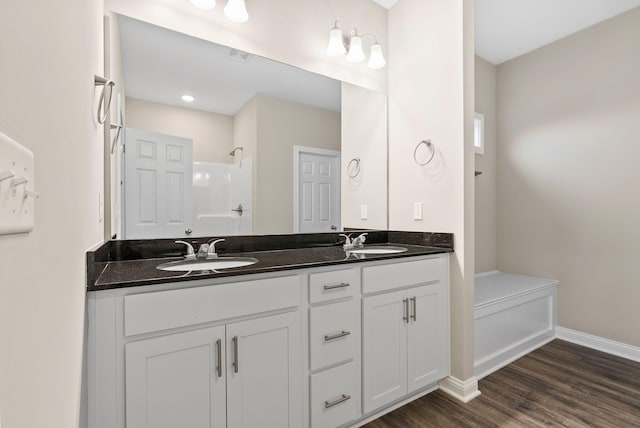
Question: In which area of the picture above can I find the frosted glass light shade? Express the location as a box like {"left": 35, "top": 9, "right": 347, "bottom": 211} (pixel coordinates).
{"left": 368, "top": 43, "right": 386, "bottom": 69}
{"left": 346, "top": 36, "right": 365, "bottom": 63}
{"left": 190, "top": 0, "right": 216, "bottom": 10}
{"left": 224, "top": 0, "right": 249, "bottom": 23}
{"left": 326, "top": 28, "right": 346, "bottom": 56}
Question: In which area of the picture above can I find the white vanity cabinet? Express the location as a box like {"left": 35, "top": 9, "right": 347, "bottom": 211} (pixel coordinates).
{"left": 361, "top": 256, "right": 450, "bottom": 414}
{"left": 87, "top": 253, "right": 450, "bottom": 428}
{"left": 88, "top": 274, "right": 302, "bottom": 428}
{"left": 125, "top": 312, "right": 299, "bottom": 428}
{"left": 307, "top": 268, "right": 361, "bottom": 428}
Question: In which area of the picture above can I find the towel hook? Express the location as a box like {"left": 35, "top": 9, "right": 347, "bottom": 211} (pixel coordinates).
{"left": 414, "top": 139, "right": 435, "bottom": 166}
{"left": 347, "top": 157, "right": 361, "bottom": 178}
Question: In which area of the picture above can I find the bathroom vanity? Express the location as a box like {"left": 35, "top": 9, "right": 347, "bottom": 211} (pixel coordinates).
{"left": 86, "top": 232, "right": 452, "bottom": 428}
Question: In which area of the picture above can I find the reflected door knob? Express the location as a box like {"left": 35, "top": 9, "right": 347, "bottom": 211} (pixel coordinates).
{"left": 331, "top": 225, "right": 337, "bottom": 231}
{"left": 185, "top": 228, "right": 192, "bottom": 235}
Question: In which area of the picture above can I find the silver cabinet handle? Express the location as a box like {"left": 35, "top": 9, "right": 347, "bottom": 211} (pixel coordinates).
{"left": 324, "top": 330, "right": 351, "bottom": 341}
{"left": 324, "top": 282, "right": 350, "bottom": 290}
{"left": 403, "top": 298, "right": 409, "bottom": 323}
{"left": 410, "top": 296, "right": 417, "bottom": 321}
{"left": 216, "top": 339, "right": 222, "bottom": 378}
{"left": 185, "top": 228, "right": 192, "bottom": 235}
{"left": 324, "top": 394, "right": 351, "bottom": 409}
{"left": 232, "top": 336, "right": 239, "bottom": 373}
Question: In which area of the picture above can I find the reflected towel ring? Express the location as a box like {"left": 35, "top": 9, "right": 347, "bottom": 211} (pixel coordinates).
{"left": 414, "top": 139, "right": 435, "bottom": 166}
{"left": 348, "top": 157, "right": 361, "bottom": 178}
{"left": 95, "top": 75, "right": 116, "bottom": 125}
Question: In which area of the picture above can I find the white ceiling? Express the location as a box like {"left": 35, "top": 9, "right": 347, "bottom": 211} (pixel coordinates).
{"left": 118, "top": 16, "right": 341, "bottom": 116}
{"left": 371, "top": 0, "right": 640, "bottom": 65}
{"left": 475, "top": 0, "right": 640, "bottom": 64}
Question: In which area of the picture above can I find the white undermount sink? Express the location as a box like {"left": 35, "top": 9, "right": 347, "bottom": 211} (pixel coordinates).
{"left": 157, "top": 257, "right": 259, "bottom": 272}
{"left": 346, "top": 246, "right": 408, "bottom": 255}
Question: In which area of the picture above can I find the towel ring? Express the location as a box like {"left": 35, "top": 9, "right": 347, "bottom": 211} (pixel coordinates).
{"left": 95, "top": 75, "right": 116, "bottom": 125}
{"left": 348, "top": 157, "right": 361, "bottom": 178}
{"left": 414, "top": 139, "right": 435, "bottom": 166}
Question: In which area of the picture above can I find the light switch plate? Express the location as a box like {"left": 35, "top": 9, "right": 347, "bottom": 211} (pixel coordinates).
{"left": 413, "top": 202, "right": 423, "bottom": 220}
{"left": 360, "top": 204, "right": 368, "bottom": 220}
{"left": 99, "top": 191, "right": 104, "bottom": 222}
{"left": 0, "top": 131, "right": 35, "bottom": 235}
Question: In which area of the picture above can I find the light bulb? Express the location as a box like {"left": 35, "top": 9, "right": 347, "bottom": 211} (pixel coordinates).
{"left": 190, "top": 0, "right": 216, "bottom": 10}
{"left": 346, "top": 35, "right": 365, "bottom": 63}
{"left": 326, "top": 27, "right": 346, "bottom": 56}
{"left": 224, "top": 0, "right": 249, "bottom": 23}
{"left": 181, "top": 94, "right": 195, "bottom": 102}
{"left": 368, "top": 43, "right": 386, "bottom": 69}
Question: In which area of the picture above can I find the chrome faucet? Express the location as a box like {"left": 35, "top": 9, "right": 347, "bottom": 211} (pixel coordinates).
{"left": 206, "top": 238, "right": 226, "bottom": 259}
{"left": 340, "top": 233, "right": 368, "bottom": 250}
{"left": 175, "top": 240, "right": 197, "bottom": 261}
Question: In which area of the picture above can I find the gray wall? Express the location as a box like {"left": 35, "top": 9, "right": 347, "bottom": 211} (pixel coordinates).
{"left": 496, "top": 7, "right": 640, "bottom": 346}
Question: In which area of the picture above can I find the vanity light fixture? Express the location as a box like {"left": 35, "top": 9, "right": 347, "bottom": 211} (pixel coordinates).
{"left": 326, "top": 22, "right": 386, "bottom": 69}
{"left": 190, "top": 0, "right": 216, "bottom": 10}
{"left": 224, "top": 0, "right": 249, "bottom": 23}
{"left": 181, "top": 94, "right": 195, "bottom": 102}
{"left": 189, "top": 0, "right": 249, "bottom": 23}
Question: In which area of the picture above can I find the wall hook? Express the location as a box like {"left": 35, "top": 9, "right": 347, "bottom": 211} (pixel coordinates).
{"left": 0, "top": 170, "right": 15, "bottom": 182}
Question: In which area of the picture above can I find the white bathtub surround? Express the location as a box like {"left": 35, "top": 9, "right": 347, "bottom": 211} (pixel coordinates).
{"left": 556, "top": 327, "right": 640, "bottom": 364}
{"left": 474, "top": 271, "right": 558, "bottom": 380}
{"left": 192, "top": 159, "right": 252, "bottom": 235}
{"left": 438, "top": 376, "right": 481, "bottom": 403}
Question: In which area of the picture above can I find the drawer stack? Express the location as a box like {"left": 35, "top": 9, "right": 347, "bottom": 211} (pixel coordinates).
{"left": 308, "top": 268, "right": 361, "bottom": 428}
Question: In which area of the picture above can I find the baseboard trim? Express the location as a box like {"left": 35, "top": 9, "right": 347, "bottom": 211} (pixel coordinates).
{"left": 438, "top": 376, "right": 481, "bottom": 403}
{"left": 556, "top": 326, "right": 640, "bottom": 363}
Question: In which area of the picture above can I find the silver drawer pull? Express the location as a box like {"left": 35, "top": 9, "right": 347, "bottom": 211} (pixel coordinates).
{"left": 232, "top": 336, "right": 239, "bottom": 373}
{"left": 323, "top": 282, "right": 350, "bottom": 290}
{"left": 324, "top": 394, "right": 351, "bottom": 409}
{"left": 324, "top": 330, "right": 351, "bottom": 341}
{"left": 216, "top": 338, "right": 222, "bottom": 378}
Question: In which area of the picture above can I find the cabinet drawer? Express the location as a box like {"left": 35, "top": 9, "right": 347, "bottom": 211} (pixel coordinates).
{"left": 363, "top": 257, "right": 444, "bottom": 295}
{"left": 124, "top": 276, "right": 300, "bottom": 336}
{"left": 311, "top": 362, "right": 359, "bottom": 428}
{"left": 309, "top": 268, "right": 359, "bottom": 304}
{"left": 310, "top": 300, "right": 359, "bottom": 371}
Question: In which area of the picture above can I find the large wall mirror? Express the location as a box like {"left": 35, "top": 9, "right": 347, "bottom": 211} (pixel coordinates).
{"left": 105, "top": 14, "right": 388, "bottom": 240}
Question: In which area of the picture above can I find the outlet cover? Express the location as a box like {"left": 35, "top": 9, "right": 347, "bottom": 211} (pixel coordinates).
{"left": 360, "top": 205, "right": 368, "bottom": 220}
{"left": 413, "top": 202, "right": 423, "bottom": 220}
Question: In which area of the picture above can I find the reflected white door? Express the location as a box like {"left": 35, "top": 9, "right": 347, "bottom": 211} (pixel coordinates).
{"left": 294, "top": 146, "right": 340, "bottom": 233}
{"left": 124, "top": 128, "right": 193, "bottom": 239}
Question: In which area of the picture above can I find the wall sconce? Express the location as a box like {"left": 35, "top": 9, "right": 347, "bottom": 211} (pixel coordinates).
{"left": 326, "top": 22, "right": 386, "bottom": 70}
{"left": 190, "top": 0, "right": 249, "bottom": 23}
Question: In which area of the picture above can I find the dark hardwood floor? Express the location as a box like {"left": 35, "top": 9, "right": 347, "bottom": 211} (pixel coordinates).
{"left": 364, "top": 340, "right": 640, "bottom": 427}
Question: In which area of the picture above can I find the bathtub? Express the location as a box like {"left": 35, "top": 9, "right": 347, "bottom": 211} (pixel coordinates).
{"left": 474, "top": 271, "right": 558, "bottom": 379}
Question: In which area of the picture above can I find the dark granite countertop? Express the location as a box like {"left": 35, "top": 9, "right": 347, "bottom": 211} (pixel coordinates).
{"left": 87, "top": 231, "right": 453, "bottom": 291}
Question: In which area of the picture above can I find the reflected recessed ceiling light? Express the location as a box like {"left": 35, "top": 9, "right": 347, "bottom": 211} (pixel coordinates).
{"left": 190, "top": 0, "right": 216, "bottom": 10}
{"left": 181, "top": 94, "right": 195, "bottom": 102}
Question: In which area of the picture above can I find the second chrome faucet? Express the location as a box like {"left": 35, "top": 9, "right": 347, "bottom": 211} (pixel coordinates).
{"left": 176, "top": 238, "right": 226, "bottom": 260}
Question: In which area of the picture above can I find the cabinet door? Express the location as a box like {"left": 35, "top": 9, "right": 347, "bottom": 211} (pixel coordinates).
{"left": 362, "top": 289, "right": 408, "bottom": 414}
{"left": 407, "top": 283, "right": 448, "bottom": 393}
{"left": 226, "top": 311, "right": 301, "bottom": 428}
{"left": 125, "top": 326, "right": 226, "bottom": 428}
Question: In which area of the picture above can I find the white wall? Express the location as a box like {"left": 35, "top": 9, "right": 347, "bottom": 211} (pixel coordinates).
{"left": 0, "top": 1, "right": 104, "bottom": 427}
{"left": 105, "top": 0, "right": 388, "bottom": 93}
{"left": 496, "top": 7, "right": 640, "bottom": 346}
{"left": 341, "top": 83, "right": 388, "bottom": 230}
{"left": 474, "top": 56, "right": 497, "bottom": 272}
{"left": 125, "top": 98, "right": 234, "bottom": 164}
{"left": 388, "top": 0, "right": 476, "bottom": 382}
